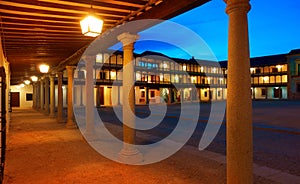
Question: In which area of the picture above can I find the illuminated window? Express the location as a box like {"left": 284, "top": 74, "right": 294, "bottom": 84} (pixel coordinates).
{"left": 110, "top": 71, "right": 116, "bottom": 80}
{"left": 282, "top": 75, "right": 288, "bottom": 83}
{"left": 276, "top": 75, "right": 281, "bottom": 83}
{"left": 190, "top": 76, "right": 196, "bottom": 83}
{"left": 263, "top": 76, "right": 269, "bottom": 83}
{"left": 200, "top": 66, "right": 204, "bottom": 72}
{"left": 212, "top": 67, "right": 217, "bottom": 73}
{"left": 136, "top": 72, "right": 141, "bottom": 81}
{"left": 96, "top": 53, "right": 103, "bottom": 63}
{"left": 174, "top": 75, "right": 179, "bottom": 83}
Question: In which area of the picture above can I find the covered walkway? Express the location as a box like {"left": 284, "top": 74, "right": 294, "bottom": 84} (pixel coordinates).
{"left": 4, "top": 108, "right": 275, "bottom": 184}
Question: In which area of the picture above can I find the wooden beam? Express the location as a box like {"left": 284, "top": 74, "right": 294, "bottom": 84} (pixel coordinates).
{"left": 0, "top": 1, "right": 127, "bottom": 18}
{"left": 134, "top": 0, "right": 210, "bottom": 20}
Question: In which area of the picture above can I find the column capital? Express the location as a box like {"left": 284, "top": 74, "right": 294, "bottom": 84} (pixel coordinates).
{"left": 225, "top": 0, "right": 250, "bottom": 14}
{"left": 66, "top": 65, "right": 76, "bottom": 70}
{"left": 49, "top": 73, "right": 56, "bottom": 78}
{"left": 82, "top": 55, "right": 96, "bottom": 63}
{"left": 117, "top": 32, "right": 139, "bottom": 46}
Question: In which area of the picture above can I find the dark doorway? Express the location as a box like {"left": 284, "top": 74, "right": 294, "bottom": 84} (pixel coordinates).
{"left": 100, "top": 87, "right": 104, "bottom": 105}
{"left": 273, "top": 88, "right": 282, "bottom": 98}
{"left": 11, "top": 92, "right": 20, "bottom": 107}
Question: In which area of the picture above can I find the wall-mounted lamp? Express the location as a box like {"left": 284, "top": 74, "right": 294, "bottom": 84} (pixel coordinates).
{"left": 31, "top": 76, "right": 38, "bottom": 82}
{"left": 24, "top": 80, "right": 30, "bottom": 85}
{"left": 39, "top": 64, "right": 49, "bottom": 73}
{"left": 80, "top": 3, "right": 103, "bottom": 37}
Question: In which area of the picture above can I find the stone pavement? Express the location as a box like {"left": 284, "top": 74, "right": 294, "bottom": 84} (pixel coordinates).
{"left": 3, "top": 107, "right": 299, "bottom": 183}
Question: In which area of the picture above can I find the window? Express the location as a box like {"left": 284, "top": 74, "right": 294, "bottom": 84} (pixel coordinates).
{"left": 255, "top": 69, "right": 261, "bottom": 74}
{"left": 26, "top": 93, "right": 33, "bottom": 101}
{"left": 100, "top": 72, "right": 106, "bottom": 79}
{"left": 217, "top": 90, "right": 221, "bottom": 97}
{"left": 150, "top": 91, "right": 155, "bottom": 98}
{"left": 282, "top": 75, "right": 288, "bottom": 83}
{"left": 78, "top": 71, "right": 85, "bottom": 79}
{"left": 141, "top": 91, "right": 145, "bottom": 97}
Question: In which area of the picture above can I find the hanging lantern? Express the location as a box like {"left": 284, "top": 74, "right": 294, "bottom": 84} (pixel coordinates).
{"left": 80, "top": 15, "right": 103, "bottom": 37}
{"left": 39, "top": 64, "right": 49, "bottom": 73}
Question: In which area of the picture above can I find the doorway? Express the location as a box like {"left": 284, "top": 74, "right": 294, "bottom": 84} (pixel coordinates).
{"left": 11, "top": 92, "right": 20, "bottom": 107}
{"left": 273, "top": 88, "right": 282, "bottom": 98}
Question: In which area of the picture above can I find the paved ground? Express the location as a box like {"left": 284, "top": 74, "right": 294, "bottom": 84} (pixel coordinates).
{"left": 99, "top": 100, "right": 300, "bottom": 176}
{"left": 4, "top": 101, "right": 300, "bottom": 183}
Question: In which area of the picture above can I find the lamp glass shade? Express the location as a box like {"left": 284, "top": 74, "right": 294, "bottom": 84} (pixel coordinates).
{"left": 80, "top": 15, "right": 103, "bottom": 37}
{"left": 39, "top": 64, "right": 49, "bottom": 73}
{"left": 24, "top": 80, "right": 30, "bottom": 85}
{"left": 31, "top": 76, "right": 38, "bottom": 82}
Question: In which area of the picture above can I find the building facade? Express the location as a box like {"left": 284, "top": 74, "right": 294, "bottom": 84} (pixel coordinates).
{"left": 72, "top": 49, "right": 300, "bottom": 107}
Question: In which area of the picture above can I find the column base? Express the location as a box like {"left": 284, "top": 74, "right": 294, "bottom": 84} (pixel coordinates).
{"left": 118, "top": 147, "right": 143, "bottom": 165}
{"left": 66, "top": 120, "right": 77, "bottom": 129}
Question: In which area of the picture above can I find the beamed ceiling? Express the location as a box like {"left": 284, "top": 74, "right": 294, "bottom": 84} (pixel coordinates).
{"left": 0, "top": 0, "right": 209, "bottom": 85}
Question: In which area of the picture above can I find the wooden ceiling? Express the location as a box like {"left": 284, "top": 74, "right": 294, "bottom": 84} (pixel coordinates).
{"left": 0, "top": 0, "right": 209, "bottom": 85}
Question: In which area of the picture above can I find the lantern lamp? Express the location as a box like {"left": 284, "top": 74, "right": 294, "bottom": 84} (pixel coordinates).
{"left": 80, "top": 15, "right": 103, "bottom": 37}
{"left": 39, "top": 64, "right": 49, "bottom": 73}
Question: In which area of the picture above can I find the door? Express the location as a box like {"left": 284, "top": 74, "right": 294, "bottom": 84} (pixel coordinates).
{"left": 273, "top": 88, "right": 282, "bottom": 98}
{"left": 100, "top": 87, "right": 104, "bottom": 105}
{"left": 11, "top": 92, "right": 20, "bottom": 107}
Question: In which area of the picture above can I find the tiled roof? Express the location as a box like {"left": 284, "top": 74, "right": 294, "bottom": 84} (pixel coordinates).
{"left": 219, "top": 54, "right": 287, "bottom": 68}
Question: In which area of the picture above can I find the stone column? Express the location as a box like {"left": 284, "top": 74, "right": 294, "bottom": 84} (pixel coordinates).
{"left": 80, "top": 83, "right": 83, "bottom": 106}
{"left": 49, "top": 74, "right": 56, "bottom": 117}
{"left": 168, "top": 88, "right": 172, "bottom": 104}
{"left": 32, "top": 83, "right": 36, "bottom": 109}
{"left": 40, "top": 78, "right": 44, "bottom": 111}
{"left": 117, "top": 32, "right": 143, "bottom": 164}
{"left": 96, "top": 86, "right": 101, "bottom": 107}
{"left": 66, "top": 66, "right": 76, "bottom": 128}
{"left": 84, "top": 55, "right": 95, "bottom": 136}
{"left": 225, "top": 0, "right": 253, "bottom": 183}
{"left": 36, "top": 81, "right": 40, "bottom": 109}
{"left": 117, "top": 86, "right": 121, "bottom": 105}
{"left": 180, "top": 89, "right": 184, "bottom": 102}
{"left": 44, "top": 76, "right": 50, "bottom": 115}
{"left": 145, "top": 87, "right": 149, "bottom": 104}
{"left": 57, "top": 72, "right": 64, "bottom": 123}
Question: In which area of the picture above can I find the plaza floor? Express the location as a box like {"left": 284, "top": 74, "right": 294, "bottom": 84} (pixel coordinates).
{"left": 3, "top": 101, "right": 300, "bottom": 183}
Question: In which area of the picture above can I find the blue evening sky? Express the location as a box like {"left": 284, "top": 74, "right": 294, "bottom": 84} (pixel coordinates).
{"left": 130, "top": 0, "right": 300, "bottom": 61}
